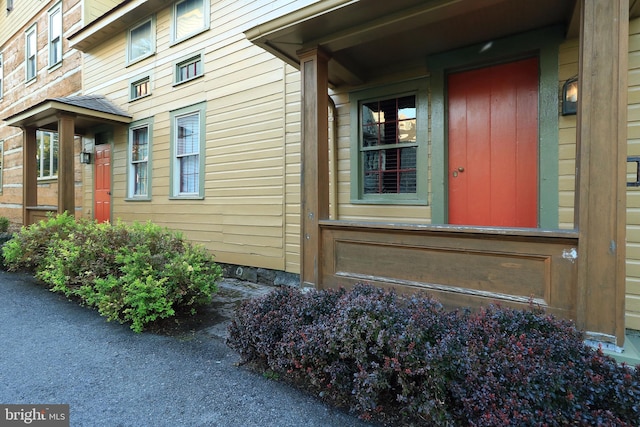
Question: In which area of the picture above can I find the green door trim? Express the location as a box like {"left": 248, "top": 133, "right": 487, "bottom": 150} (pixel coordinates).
{"left": 427, "top": 25, "right": 563, "bottom": 228}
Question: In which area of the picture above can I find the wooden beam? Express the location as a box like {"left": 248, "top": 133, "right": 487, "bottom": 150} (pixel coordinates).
{"left": 576, "top": 0, "right": 628, "bottom": 346}
{"left": 57, "top": 113, "right": 75, "bottom": 215}
{"left": 21, "top": 127, "right": 38, "bottom": 225}
{"left": 298, "top": 47, "right": 330, "bottom": 288}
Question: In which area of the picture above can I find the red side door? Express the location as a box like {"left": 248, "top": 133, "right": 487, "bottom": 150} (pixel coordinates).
{"left": 94, "top": 144, "right": 111, "bottom": 223}
{"left": 447, "top": 57, "right": 539, "bottom": 227}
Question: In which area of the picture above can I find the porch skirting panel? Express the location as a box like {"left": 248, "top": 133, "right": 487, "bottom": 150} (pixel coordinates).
{"left": 320, "top": 221, "right": 579, "bottom": 319}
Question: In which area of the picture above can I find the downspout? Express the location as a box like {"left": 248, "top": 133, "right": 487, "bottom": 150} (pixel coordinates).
{"left": 328, "top": 96, "right": 338, "bottom": 220}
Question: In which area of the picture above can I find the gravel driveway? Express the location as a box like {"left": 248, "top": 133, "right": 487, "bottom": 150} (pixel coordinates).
{"left": 0, "top": 271, "right": 372, "bottom": 427}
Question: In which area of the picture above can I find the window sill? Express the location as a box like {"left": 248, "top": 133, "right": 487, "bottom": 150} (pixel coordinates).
{"left": 129, "top": 93, "right": 152, "bottom": 103}
{"left": 169, "top": 195, "right": 204, "bottom": 200}
{"left": 48, "top": 62, "right": 62, "bottom": 72}
{"left": 169, "top": 27, "right": 209, "bottom": 48}
{"left": 173, "top": 73, "right": 204, "bottom": 87}
{"left": 350, "top": 197, "right": 427, "bottom": 206}
{"left": 126, "top": 53, "right": 155, "bottom": 68}
{"left": 125, "top": 197, "right": 151, "bottom": 202}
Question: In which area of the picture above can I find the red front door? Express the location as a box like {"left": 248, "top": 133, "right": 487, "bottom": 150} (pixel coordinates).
{"left": 447, "top": 57, "right": 539, "bottom": 227}
{"left": 94, "top": 144, "right": 111, "bottom": 223}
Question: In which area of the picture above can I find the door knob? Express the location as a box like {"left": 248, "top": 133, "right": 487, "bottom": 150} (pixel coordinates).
{"left": 457, "top": 167, "right": 465, "bottom": 172}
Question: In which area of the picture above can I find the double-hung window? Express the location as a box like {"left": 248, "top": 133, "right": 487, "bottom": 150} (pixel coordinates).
{"left": 170, "top": 103, "right": 205, "bottom": 198}
{"left": 128, "top": 120, "right": 152, "bottom": 199}
{"left": 350, "top": 81, "right": 428, "bottom": 203}
{"left": 25, "top": 25, "right": 37, "bottom": 82}
{"left": 36, "top": 130, "right": 58, "bottom": 180}
{"left": 48, "top": 3, "right": 62, "bottom": 68}
{"left": 171, "top": 0, "right": 209, "bottom": 44}
{"left": 127, "top": 17, "right": 155, "bottom": 64}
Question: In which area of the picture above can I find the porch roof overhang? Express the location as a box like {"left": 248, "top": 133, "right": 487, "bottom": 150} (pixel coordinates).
{"left": 246, "top": 0, "right": 580, "bottom": 86}
{"left": 3, "top": 96, "right": 132, "bottom": 134}
{"left": 68, "top": 0, "right": 166, "bottom": 52}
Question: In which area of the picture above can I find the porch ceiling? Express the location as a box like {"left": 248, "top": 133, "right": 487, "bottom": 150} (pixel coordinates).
{"left": 246, "top": 0, "right": 577, "bottom": 86}
{"left": 3, "top": 96, "right": 132, "bottom": 134}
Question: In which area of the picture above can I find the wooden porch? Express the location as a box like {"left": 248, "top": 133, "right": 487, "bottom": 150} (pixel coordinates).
{"left": 248, "top": 0, "right": 630, "bottom": 346}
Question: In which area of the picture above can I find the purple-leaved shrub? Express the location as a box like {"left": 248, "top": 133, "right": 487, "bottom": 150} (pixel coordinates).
{"left": 227, "top": 284, "right": 640, "bottom": 426}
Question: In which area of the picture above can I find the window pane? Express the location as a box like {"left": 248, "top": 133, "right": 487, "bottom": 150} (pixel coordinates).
{"left": 134, "top": 162, "right": 148, "bottom": 196}
{"left": 132, "top": 127, "right": 148, "bottom": 162}
{"left": 178, "top": 58, "right": 201, "bottom": 82}
{"left": 176, "top": 0, "right": 203, "bottom": 39}
{"left": 360, "top": 94, "right": 417, "bottom": 195}
{"left": 180, "top": 155, "right": 198, "bottom": 193}
{"left": 177, "top": 114, "right": 199, "bottom": 155}
{"left": 51, "top": 11, "right": 62, "bottom": 38}
{"left": 130, "top": 21, "right": 152, "bottom": 60}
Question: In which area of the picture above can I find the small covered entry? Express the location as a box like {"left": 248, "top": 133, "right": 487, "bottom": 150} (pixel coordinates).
{"left": 3, "top": 96, "right": 131, "bottom": 224}
{"left": 247, "top": 0, "right": 630, "bottom": 346}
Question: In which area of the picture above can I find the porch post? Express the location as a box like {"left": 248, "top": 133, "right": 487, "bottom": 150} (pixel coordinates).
{"left": 576, "top": 0, "right": 628, "bottom": 346}
{"left": 21, "top": 127, "right": 38, "bottom": 225}
{"left": 298, "top": 47, "right": 330, "bottom": 288}
{"left": 57, "top": 113, "right": 75, "bottom": 215}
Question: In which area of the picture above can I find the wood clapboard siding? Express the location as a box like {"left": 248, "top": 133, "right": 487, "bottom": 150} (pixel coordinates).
{"left": 558, "top": 38, "right": 578, "bottom": 230}
{"left": 627, "top": 17, "right": 640, "bottom": 330}
{"left": 80, "top": 0, "right": 318, "bottom": 273}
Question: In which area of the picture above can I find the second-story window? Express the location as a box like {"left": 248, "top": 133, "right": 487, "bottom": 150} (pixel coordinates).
{"left": 128, "top": 18, "right": 155, "bottom": 64}
{"left": 25, "top": 24, "right": 37, "bottom": 82}
{"left": 48, "top": 3, "right": 63, "bottom": 67}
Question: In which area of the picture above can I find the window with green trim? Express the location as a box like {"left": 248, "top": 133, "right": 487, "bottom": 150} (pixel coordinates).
{"left": 350, "top": 81, "right": 428, "bottom": 204}
{"left": 128, "top": 119, "right": 153, "bottom": 199}
{"left": 174, "top": 53, "right": 203, "bottom": 85}
{"left": 170, "top": 103, "right": 205, "bottom": 198}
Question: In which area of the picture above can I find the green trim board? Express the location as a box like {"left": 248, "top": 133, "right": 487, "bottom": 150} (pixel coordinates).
{"left": 349, "top": 79, "right": 429, "bottom": 205}
{"left": 427, "top": 25, "right": 563, "bottom": 228}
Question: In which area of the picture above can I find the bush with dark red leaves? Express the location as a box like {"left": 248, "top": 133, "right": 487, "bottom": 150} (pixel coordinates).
{"left": 227, "top": 284, "right": 640, "bottom": 426}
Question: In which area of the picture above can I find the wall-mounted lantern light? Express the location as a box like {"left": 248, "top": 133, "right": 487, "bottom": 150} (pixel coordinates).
{"left": 562, "top": 77, "right": 578, "bottom": 116}
{"left": 80, "top": 150, "right": 92, "bottom": 164}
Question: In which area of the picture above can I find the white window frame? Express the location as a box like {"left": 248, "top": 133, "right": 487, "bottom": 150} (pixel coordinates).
{"left": 174, "top": 52, "right": 203, "bottom": 85}
{"left": 25, "top": 24, "right": 37, "bottom": 82}
{"left": 36, "top": 130, "right": 58, "bottom": 180}
{"left": 127, "top": 120, "right": 153, "bottom": 200}
{"left": 130, "top": 75, "right": 151, "bottom": 101}
{"left": 127, "top": 17, "right": 155, "bottom": 65}
{"left": 171, "top": 0, "right": 209, "bottom": 45}
{"left": 48, "top": 2, "right": 63, "bottom": 68}
{"left": 170, "top": 103, "right": 205, "bottom": 198}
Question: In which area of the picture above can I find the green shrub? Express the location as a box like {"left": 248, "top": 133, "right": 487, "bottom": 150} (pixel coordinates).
{"left": 0, "top": 216, "right": 10, "bottom": 233}
{"left": 3, "top": 213, "right": 222, "bottom": 332}
{"left": 2, "top": 211, "right": 79, "bottom": 271}
{"left": 227, "top": 284, "right": 640, "bottom": 426}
